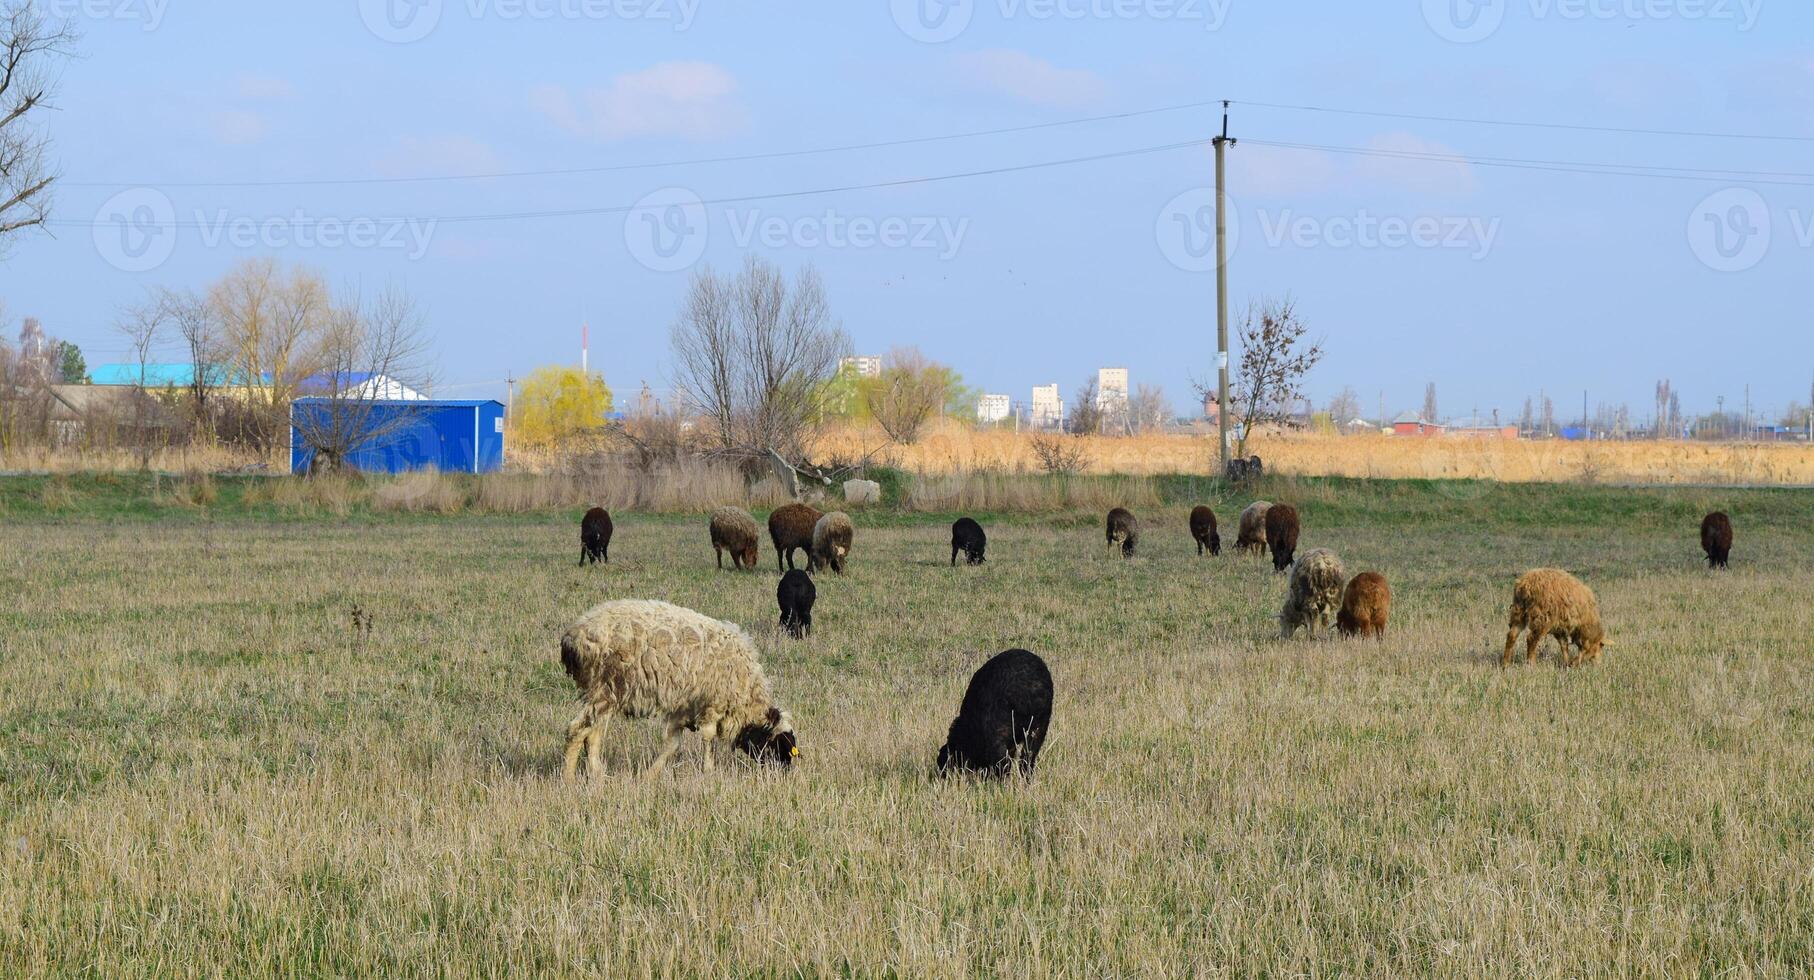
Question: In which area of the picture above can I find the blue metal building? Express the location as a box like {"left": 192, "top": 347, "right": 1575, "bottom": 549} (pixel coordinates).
{"left": 289, "top": 399, "right": 506, "bottom": 475}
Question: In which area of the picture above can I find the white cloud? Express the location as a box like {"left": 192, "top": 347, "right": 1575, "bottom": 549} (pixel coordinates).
{"left": 1231, "top": 142, "right": 1339, "bottom": 198}
{"left": 210, "top": 109, "right": 267, "bottom": 146}
{"left": 953, "top": 49, "right": 1107, "bottom": 109}
{"left": 375, "top": 136, "right": 503, "bottom": 178}
{"left": 1354, "top": 132, "right": 1477, "bottom": 196}
{"left": 236, "top": 74, "right": 296, "bottom": 101}
{"left": 531, "top": 62, "right": 745, "bottom": 142}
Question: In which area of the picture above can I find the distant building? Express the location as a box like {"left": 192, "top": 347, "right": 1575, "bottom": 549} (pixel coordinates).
{"left": 1445, "top": 416, "right": 1518, "bottom": 440}
{"left": 1031, "top": 384, "right": 1064, "bottom": 429}
{"left": 1391, "top": 411, "right": 1446, "bottom": 437}
{"left": 1096, "top": 368, "right": 1129, "bottom": 412}
{"left": 840, "top": 355, "right": 882, "bottom": 379}
{"left": 976, "top": 393, "right": 1011, "bottom": 425}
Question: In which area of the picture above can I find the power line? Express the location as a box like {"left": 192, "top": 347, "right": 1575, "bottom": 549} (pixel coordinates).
{"left": 1237, "top": 99, "right": 1814, "bottom": 144}
{"left": 45, "top": 137, "right": 1217, "bottom": 230}
{"left": 60, "top": 100, "right": 1226, "bottom": 190}
{"left": 1244, "top": 138, "right": 1814, "bottom": 186}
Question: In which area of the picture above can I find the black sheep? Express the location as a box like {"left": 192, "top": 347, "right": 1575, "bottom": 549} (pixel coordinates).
{"left": 1701, "top": 511, "right": 1733, "bottom": 569}
{"left": 1106, "top": 507, "right": 1138, "bottom": 559}
{"left": 777, "top": 569, "right": 816, "bottom": 638}
{"left": 937, "top": 649, "right": 1053, "bottom": 780}
{"left": 1189, "top": 505, "right": 1221, "bottom": 556}
{"left": 1265, "top": 503, "right": 1300, "bottom": 573}
{"left": 950, "top": 517, "right": 987, "bottom": 566}
{"left": 579, "top": 507, "right": 612, "bottom": 566}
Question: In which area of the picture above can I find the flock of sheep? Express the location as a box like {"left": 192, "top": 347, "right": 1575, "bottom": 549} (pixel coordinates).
{"left": 555, "top": 499, "right": 1739, "bottom": 783}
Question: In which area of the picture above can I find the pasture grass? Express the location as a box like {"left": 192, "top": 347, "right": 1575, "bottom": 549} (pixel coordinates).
{"left": 3, "top": 480, "right": 1813, "bottom": 975}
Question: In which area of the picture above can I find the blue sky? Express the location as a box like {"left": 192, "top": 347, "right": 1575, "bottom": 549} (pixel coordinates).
{"left": 5, "top": 0, "right": 1812, "bottom": 423}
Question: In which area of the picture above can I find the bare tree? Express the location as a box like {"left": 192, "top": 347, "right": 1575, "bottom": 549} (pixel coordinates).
{"left": 1325, "top": 386, "right": 1362, "bottom": 430}
{"left": 1067, "top": 377, "right": 1102, "bottom": 436}
{"left": 864, "top": 346, "right": 947, "bottom": 444}
{"left": 289, "top": 285, "right": 436, "bottom": 474}
{"left": 113, "top": 297, "right": 168, "bottom": 467}
{"left": 1129, "top": 384, "right": 1172, "bottom": 434}
{"left": 1029, "top": 433, "right": 1089, "bottom": 475}
{"left": 1422, "top": 382, "right": 1440, "bottom": 425}
{"left": 156, "top": 288, "right": 222, "bottom": 429}
{"left": 0, "top": 5, "right": 75, "bottom": 256}
{"left": 1196, "top": 299, "right": 1324, "bottom": 458}
{"left": 209, "top": 258, "right": 333, "bottom": 453}
{"left": 669, "top": 256, "right": 850, "bottom": 471}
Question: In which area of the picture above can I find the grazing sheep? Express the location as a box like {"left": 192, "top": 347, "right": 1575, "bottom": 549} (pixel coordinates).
{"left": 1106, "top": 507, "right": 1138, "bottom": 558}
{"left": 1336, "top": 571, "right": 1391, "bottom": 639}
{"left": 708, "top": 506, "right": 761, "bottom": 571}
{"left": 777, "top": 570, "right": 815, "bottom": 638}
{"left": 937, "top": 648, "right": 1053, "bottom": 780}
{"left": 579, "top": 507, "right": 612, "bottom": 566}
{"left": 1189, "top": 505, "right": 1221, "bottom": 556}
{"left": 1701, "top": 512, "right": 1733, "bottom": 570}
{"left": 1502, "top": 568, "right": 1608, "bottom": 667}
{"left": 1265, "top": 504, "right": 1301, "bottom": 573}
{"left": 1279, "top": 548, "right": 1345, "bottom": 639}
{"left": 951, "top": 517, "right": 987, "bottom": 566}
{"left": 560, "top": 599, "right": 798, "bottom": 780}
{"left": 811, "top": 511, "right": 855, "bottom": 574}
{"left": 767, "top": 503, "right": 822, "bottom": 572}
{"left": 1236, "top": 501, "right": 1271, "bottom": 554}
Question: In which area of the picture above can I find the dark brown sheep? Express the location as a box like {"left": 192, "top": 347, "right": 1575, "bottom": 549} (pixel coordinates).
{"left": 767, "top": 503, "right": 822, "bottom": 572}
{"left": 1189, "top": 505, "right": 1221, "bottom": 556}
{"left": 1106, "top": 508, "right": 1138, "bottom": 558}
{"left": 579, "top": 507, "right": 612, "bottom": 566}
{"left": 1700, "top": 512, "right": 1733, "bottom": 569}
{"left": 709, "top": 506, "right": 760, "bottom": 571}
{"left": 1265, "top": 504, "right": 1300, "bottom": 573}
{"left": 1336, "top": 571, "right": 1391, "bottom": 638}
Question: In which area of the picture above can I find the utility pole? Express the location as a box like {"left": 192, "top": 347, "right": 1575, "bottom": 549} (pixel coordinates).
{"left": 1582, "top": 390, "right": 1588, "bottom": 440}
{"left": 1214, "top": 100, "right": 1236, "bottom": 475}
{"left": 505, "top": 373, "right": 517, "bottom": 421}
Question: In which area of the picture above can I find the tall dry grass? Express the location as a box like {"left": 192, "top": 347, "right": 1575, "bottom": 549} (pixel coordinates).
{"left": 817, "top": 421, "right": 1814, "bottom": 485}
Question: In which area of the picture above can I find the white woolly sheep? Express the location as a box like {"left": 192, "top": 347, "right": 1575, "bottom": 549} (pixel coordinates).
{"left": 1236, "top": 501, "right": 1271, "bottom": 554}
{"left": 560, "top": 599, "right": 797, "bottom": 780}
{"left": 1279, "top": 548, "right": 1345, "bottom": 639}
{"left": 811, "top": 511, "right": 855, "bottom": 574}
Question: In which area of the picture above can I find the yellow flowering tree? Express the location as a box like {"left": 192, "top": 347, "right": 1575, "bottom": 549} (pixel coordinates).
{"left": 513, "top": 367, "right": 614, "bottom": 450}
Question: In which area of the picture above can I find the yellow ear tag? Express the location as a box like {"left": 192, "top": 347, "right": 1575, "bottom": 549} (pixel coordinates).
{"left": 790, "top": 747, "right": 799, "bottom": 757}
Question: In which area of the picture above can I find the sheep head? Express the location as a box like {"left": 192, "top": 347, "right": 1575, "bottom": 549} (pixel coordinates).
{"left": 1576, "top": 622, "right": 1607, "bottom": 662}
{"left": 734, "top": 707, "right": 798, "bottom": 769}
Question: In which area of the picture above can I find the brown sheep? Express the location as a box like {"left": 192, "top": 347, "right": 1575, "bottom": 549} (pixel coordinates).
{"left": 1502, "top": 568, "right": 1608, "bottom": 667}
{"left": 1265, "top": 504, "right": 1300, "bottom": 573}
{"left": 1280, "top": 548, "right": 1345, "bottom": 639}
{"left": 1235, "top": 501, "right": 1271, "bottom": 554}
{"left": 708, "top": 506, "right": 760, "bottom": 571}
{"left": 1336, "top": 572, "right": 1391, "bottom": 638}
{"left": 767, "top": 503, "right": 822, "bottom": 572}
{"left": 810, "top": 511, "right": 855, "bottom": 574}
{"left": 1106, "top": 508, "right": 1138, "bottom": 558}
{"left": 1700, "top": 512, "right": 1733, "bottom": 569}
{"left": 1189, "top": 505, "right": 1221, "bottom": 556}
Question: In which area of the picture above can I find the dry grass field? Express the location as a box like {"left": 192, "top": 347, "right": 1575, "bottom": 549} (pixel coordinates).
{"left": 3, "top": 475, "right": 1814, "bottom": 975}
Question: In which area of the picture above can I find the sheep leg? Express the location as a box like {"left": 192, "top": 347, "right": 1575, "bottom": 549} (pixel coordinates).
{"left": 715, "top": 547, "right": 724, "bottom": 570}
{"left": 697, "top": 717, "right": 720, "bottom": 772}
{"left": 563, "top": 705, "right": 593, "bottom": 781}
{"left": 584, "top": 713, "right": 609, "bottom": 775}
{"left": 642, "top": 722, "right": 686, "bottom": 781}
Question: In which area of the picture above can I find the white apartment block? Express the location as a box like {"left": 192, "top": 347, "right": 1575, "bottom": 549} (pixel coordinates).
{"left": 976, "top": 393, "right": 1012, "bottom": 425}
{"left": 1031, "top": 384, "right": 1064, "bottom": 429}
{"left": 1096, "top": 367, "right": 1129, "bottom": 412}
{"left": 840, "top": 355, "right": 882, "bottom": 379}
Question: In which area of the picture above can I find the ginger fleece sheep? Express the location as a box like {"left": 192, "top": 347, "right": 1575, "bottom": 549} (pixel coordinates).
{"left": 1236, "top": 502, "right": 1271, "bottom": 554}
{"left": 1336, "top": 571, "right": 1391, "bottom": 638}
{"left": 767, "top": 503, "right": 822, "bottom": 572}
{"left": 811, "top": 511, "right": 855, "bottom": 575}
{"left": 1189, "top": 505, "right": 1221, "bottom": 556}
{"left": 1502, "top": 568, "right": 1607, "bottom": 667}
{"left": 1280, "top": 548, "right": 1345, "bottom": 639}
{"left": 560, "top": 599, "right": 798, "bottom": 780}
{"left": 1265, "top": 504, "right": 1301, "bottom": 573}
{"left": 709, "top": 506, "right": 760, "bottom": 571}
